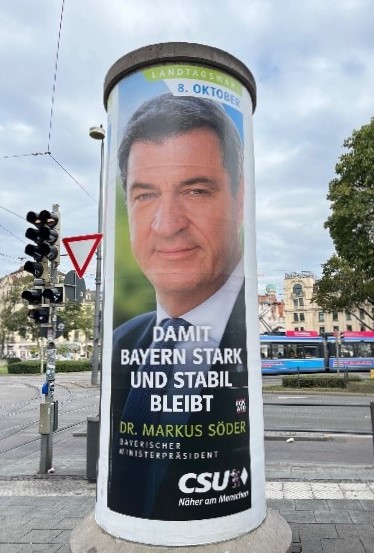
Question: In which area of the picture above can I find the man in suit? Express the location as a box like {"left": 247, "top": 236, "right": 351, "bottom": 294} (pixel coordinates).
{"left": 108, "top": 93, "right": 251, "bottom": 520}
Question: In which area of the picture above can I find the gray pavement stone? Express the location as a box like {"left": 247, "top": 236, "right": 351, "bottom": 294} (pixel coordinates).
{"left": 267, "top": 498, "right": 296, "bottom": 511}
{"left": 348, "top": 510, "right": 374, "bottom": 523}
{"left": 314, "top": 510, "right": 352, "bottom": 523}
{"left": 295, "top": 539, "right": 323, "bottom": 553}
{"left": 336, "top": 523, "right": 374, "bottom": 537}
{"left": 327, "top": 498, "right": 363, "bottom": 510}
{"left": 297, "top": 523, "right": 339, "bottom": 539}
{"left": 295, "top": 499, "right": 328, "bottom": 510}
{"left": 360, "top": 499, "right": 374, "bottom": 510}
{"left": 361, "top": 538, "right": 374, "bottom": 553}
{"left": 20, "top": 530, "right": 65, "bottom": 544}
{"left": 281, "top": 510, "right": 316, "bottom": 523}
{"left": 321, "top": 537, "right": 367, "bottom": 553}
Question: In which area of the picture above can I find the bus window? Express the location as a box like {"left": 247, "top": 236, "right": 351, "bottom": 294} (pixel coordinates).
{"left": 296, "top": 345, "right": 305, "bottom": 359}
{"left": 304, "top": 346, "right": 318, "bottom": 358}
{"left": 340, "top": 343, "right": 354, "bottom": 357}
{"left": 261, "top": 345, "right": 270, "bottom": 359}
{"left": 271, "top": 345, "right": 285, "bottom": 359}
{"left": 357, "top": 343, "right": 372, "bottom": 357}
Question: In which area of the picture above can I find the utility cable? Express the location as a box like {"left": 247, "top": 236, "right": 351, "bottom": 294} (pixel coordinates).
{"left": 48, "top": 154, "right": 97, "bottom": 202}
{"left": 47, "top": 0, "right": 66, "bottom": 152}
{"left": 0, "top": 224, "right": 25, "bottom": 244}
{"left": 1, "top": 152, "right": 50, "bottom": 159}
{"left": 0, "top": 205, "right": 26, "bottom": 221}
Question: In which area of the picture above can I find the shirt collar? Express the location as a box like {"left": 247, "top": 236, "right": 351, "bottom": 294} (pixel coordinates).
{"left": 157, "top": 259, "right": 244, "bottom": 344}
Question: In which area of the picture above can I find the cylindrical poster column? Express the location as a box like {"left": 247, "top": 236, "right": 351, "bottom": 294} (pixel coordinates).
{"left": 97, "top": 42, "right": 265, "bottom": 546}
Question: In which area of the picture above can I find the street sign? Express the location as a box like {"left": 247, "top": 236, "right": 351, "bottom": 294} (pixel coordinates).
{"left": 62, "top": 234, "right": 102, "bottom": 278}
{"left": 64, "top": 270, "right": 86, "bottom": 303}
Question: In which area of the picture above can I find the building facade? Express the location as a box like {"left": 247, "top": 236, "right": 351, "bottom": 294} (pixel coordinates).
{"left": 283, "top": 271, "right": 372, "bottom": 334}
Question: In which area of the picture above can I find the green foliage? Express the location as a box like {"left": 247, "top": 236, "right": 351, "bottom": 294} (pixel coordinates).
{"left": 8, "top": 359, "right": 91, "bottom": 374}
{"left": 0, "top": 273, "right": 36, "bottom": 355}
{"left": 312, "top": 255, "right": 374, "bottom": 329}
{"left": 314, "top": 117, "right": 374, "bottom": 323}
{"left": 58, "top": 300, "right": 94, "bottom": 340}
{"left": 325, "top": 117, "right": 374, "bottom": 275}
{"left": 282, "top": 374, "right": 361, "bottom": 389}
{"left": 7, "top": 357, "right": 21, "bottom": 365}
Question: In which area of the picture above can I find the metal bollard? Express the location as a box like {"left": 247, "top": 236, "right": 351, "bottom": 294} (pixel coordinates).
{"left": 86, "top": 415, "right": 100, "bottom": 482}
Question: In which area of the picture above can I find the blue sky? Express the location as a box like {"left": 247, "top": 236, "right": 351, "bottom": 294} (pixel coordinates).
{"left": 0, "top": 0, "right": 373, "bottom": 297}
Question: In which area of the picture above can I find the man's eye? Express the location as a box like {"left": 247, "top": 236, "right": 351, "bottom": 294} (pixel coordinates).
{"left": 185, "top": 188, "right": 210, "bottom": 196}
{"left": 133, "top": 192, "right": 156, "bottom": 202}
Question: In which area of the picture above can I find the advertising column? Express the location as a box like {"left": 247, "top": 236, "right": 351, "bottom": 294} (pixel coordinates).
{"left": 97, "top": 42, "right": 266, "bottom": 546}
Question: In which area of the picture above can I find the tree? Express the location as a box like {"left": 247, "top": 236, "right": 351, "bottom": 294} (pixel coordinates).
{"left": 312, "top": 255, "right": 373, "bottom": 330}
{"left": 325, "top": 117, "right": 374, "bottom": 274}
{"left": 0, "top": 274, "right": 35, "bottom": 356}
{"left": 313, "top": 118, "right": 374, "bottom": 325}
{"left": 59, "top": 300, "right": 94, "bottom": 346}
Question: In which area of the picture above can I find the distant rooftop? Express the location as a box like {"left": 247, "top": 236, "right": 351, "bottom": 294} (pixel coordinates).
{"left": 284, "top": 271, "right": 317, "bottom": 280}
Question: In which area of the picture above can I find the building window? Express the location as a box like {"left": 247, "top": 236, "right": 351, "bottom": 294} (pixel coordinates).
{"left": 332, "top": 312, "right": 338, "bottom": 321}
{"left": 299, "top": 298, "right": 304, "bottom": 307}
{"left": 293, "top": 284, "right": 303, "bottom": 296}
{"left": 345, "top": 311, "right": 352, "bottom": 320}
{"left": 300, "top": 313, "right": 305, "bottom": 322}
{"left": 333, "top": 326, "right": 339, "bottom": 332}
{"left": 319, "top": 327, "right": 325, "bottom": 334}
{"left": 293, "top": 313, "right": 299, "bottom": 322}
{"left": 360, "top": 325, "right": 365, "bottom": 331}
{"left": 293, "top": 299, "right": 298, "bottom": 308}
{"left": 346, "top": 325, "right": 352, "bottom": 331}
{"left": 318, "top": 312, "right": 324, "bottom": 322}
{"left": 359, "top": 309, "right": 365, "bottom": 319}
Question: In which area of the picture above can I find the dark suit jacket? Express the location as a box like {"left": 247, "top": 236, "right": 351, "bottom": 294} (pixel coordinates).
{"left": 108, "top": 284, "right": 251, "bottom": 520}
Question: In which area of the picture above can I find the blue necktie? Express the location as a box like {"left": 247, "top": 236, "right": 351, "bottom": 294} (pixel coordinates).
{"left": 121, "top": 317, "right": 190, "bottom": 431}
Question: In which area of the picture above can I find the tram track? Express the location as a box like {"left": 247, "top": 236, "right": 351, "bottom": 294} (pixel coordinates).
{"left": 0, "top": 377, "right": 99, "bottom": 455}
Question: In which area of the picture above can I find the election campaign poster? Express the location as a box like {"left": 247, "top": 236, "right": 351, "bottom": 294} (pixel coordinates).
{"left": 96, "top": 43, "right": 266, "bottom": 546}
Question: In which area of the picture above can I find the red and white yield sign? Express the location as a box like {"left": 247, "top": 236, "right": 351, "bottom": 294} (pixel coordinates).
{"left": 62, "top": 234, "right": 103, "bottom": 278}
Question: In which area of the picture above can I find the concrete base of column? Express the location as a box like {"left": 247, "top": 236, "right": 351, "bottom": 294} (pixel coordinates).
{"left": 69, "top": 509, "right": 292, "bottom": 553}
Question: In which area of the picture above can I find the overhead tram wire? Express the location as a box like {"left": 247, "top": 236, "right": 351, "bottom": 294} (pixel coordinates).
{"left": 47, "top": 154, "right": 98, "bottom": 203}
{"left": 47, "top": 0, "right": 66, "bottom": 153}
{"left": 0, "top": 223, "right": 26, "bottom": 244}
{"left": 1, "top": 152, "right": 50, "bottom": 159}
{"left": 0, "top": 205, "right": 26, "bottom": 221}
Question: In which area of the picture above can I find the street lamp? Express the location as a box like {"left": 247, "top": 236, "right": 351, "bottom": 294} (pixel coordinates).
{"left": 89, "top": 125, "right": 105, "bottom": 386}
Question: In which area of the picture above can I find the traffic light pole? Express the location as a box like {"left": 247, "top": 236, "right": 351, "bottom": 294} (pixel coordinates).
{"left": 39, "top": 204, "right": 60, "bottom": 474}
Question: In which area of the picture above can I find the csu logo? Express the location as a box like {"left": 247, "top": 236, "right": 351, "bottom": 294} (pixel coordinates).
{"left": 178, "top": 467, "right": 248, "bottom": 494}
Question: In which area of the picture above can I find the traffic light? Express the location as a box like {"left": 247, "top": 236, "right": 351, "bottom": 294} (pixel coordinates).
{"left": 21, "top": 288, "right": 43, "bottom": 305}
{"left": 24, "top": 209, "right": 61, "bottom": 279}
{"left": 28, "top": 307, "right": 50, "bottom": 324}
{"left": 43, "top": 286, "right": 64, "bottom": 304}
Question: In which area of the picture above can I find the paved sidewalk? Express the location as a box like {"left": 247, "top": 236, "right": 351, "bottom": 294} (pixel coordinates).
{"left": 0, "top": 374, "right": 373, "bottom": 552}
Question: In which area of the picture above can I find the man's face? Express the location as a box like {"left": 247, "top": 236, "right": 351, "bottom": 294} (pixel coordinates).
{"left": 126, "top": 128, "right": 243, "bottom": 308}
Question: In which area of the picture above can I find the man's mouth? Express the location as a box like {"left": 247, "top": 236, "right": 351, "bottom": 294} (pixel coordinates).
{"left": 155, "top": 246, "right": 199, "bottom": 260}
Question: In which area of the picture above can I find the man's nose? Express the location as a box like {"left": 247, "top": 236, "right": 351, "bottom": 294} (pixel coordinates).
{"left": 151, "top": 194, "right": 188, "bottom": 237}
